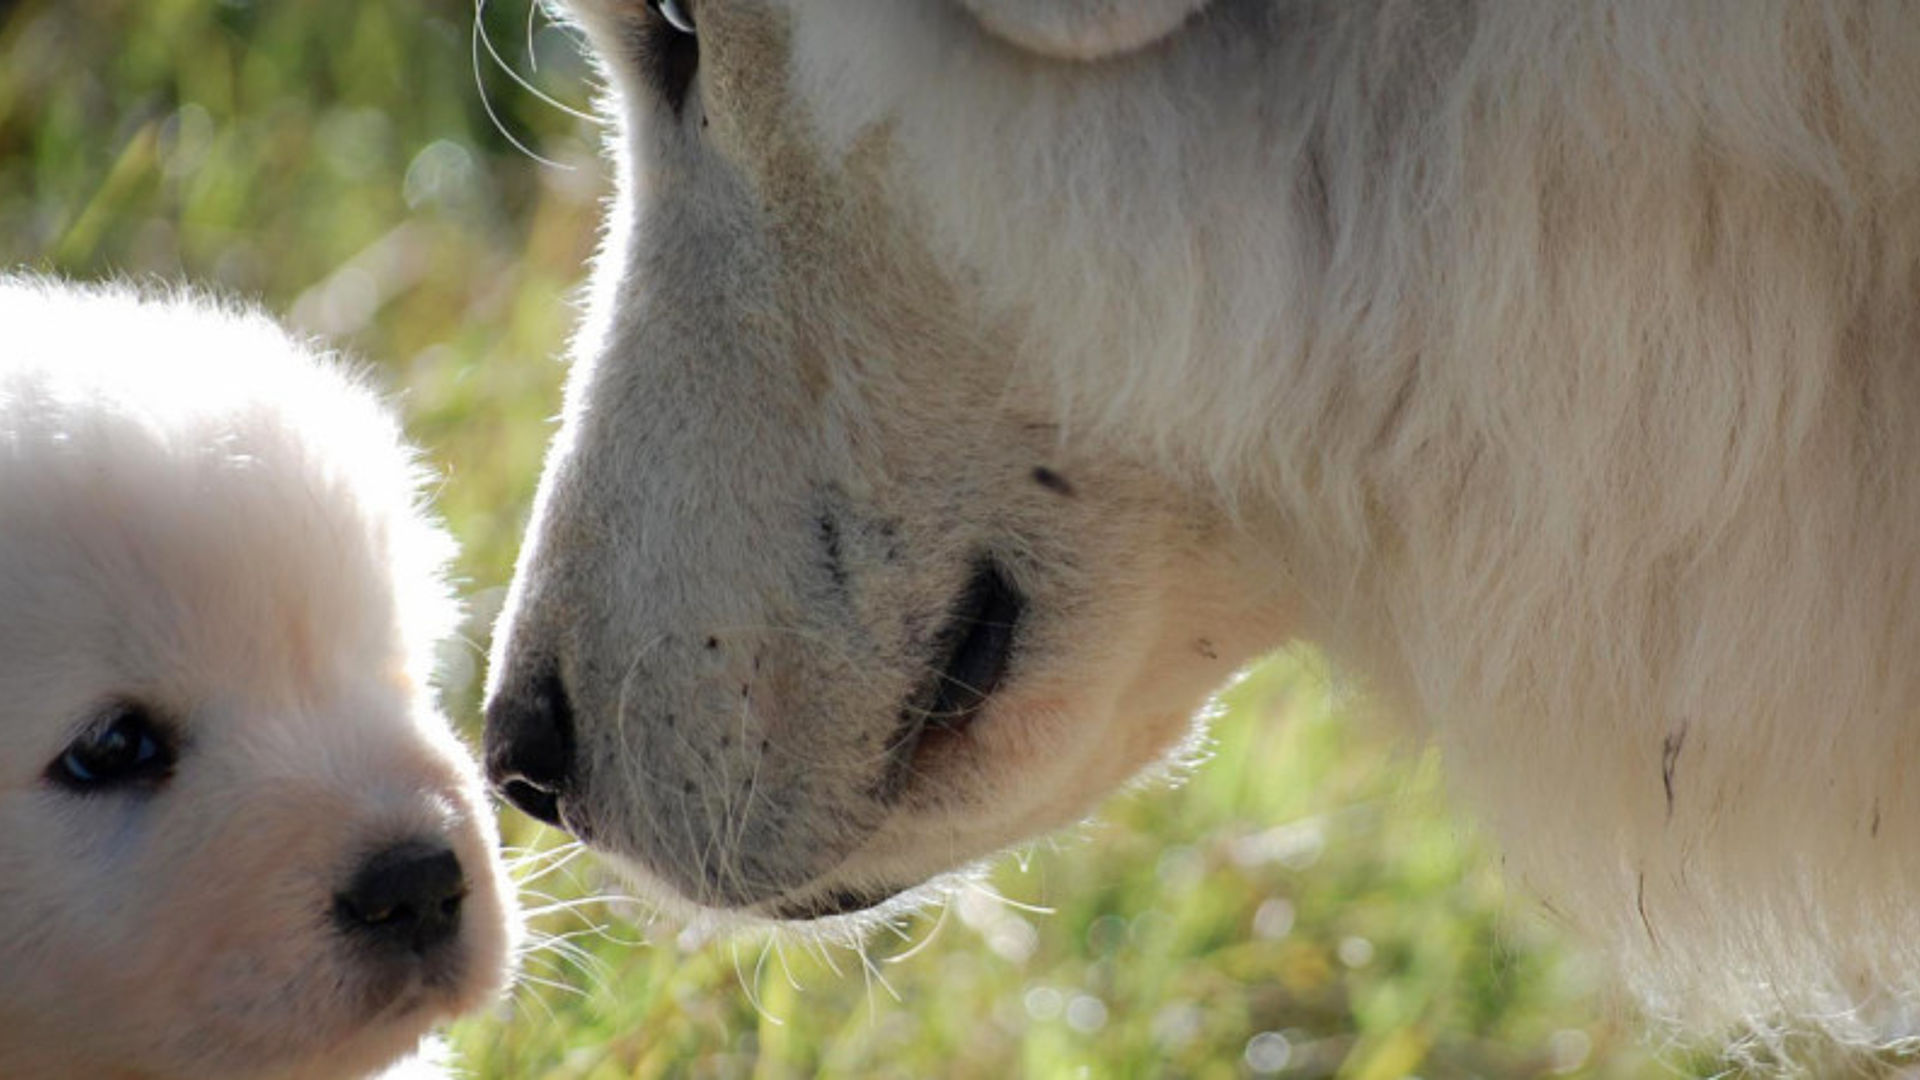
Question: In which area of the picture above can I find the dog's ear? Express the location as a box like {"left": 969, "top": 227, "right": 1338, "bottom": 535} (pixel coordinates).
{"left": 956, "top": 0, "right": 1210, "bottom": 61}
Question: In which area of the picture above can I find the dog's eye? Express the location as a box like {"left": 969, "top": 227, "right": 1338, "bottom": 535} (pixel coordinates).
{"left": 641, "top": 0, "right": 699, "bottom": 114}
{"left": 47, "top": 704, "right": 177, "bottom": 793}
{"left": 650, "top": 0, "right": 695, "bottom": 35}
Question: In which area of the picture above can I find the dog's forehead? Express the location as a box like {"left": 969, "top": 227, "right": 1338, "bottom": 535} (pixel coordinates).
{"left": 0, "top": 457, "right": 404, "bottom": 724}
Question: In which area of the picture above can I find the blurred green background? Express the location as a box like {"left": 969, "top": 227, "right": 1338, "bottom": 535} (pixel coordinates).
{"left": 0, "top": 2, "right": 1714, "bottom": 1076}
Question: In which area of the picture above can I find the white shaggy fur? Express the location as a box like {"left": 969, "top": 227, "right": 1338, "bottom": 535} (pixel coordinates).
{"left": 0, "top": 278, "right": 515, "bottom": 1078}
{"left": 487, "top": 0, "right": 1920, "bottom": 1051}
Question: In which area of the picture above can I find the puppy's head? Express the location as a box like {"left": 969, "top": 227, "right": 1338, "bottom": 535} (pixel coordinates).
{"left": 0, "top": 280, "right": 515, "bottom": 1080}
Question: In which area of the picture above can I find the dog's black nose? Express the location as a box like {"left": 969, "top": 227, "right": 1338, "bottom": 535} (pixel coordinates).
{"left": 334, "top": 841, "right": 466, "bottom": 955}
{"left": 484, "top": 667, "right": 574, "bottom": 828}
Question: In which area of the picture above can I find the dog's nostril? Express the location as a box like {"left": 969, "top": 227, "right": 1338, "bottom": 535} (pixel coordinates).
{"left": 484, "top": 666, "right": 577, "bottom": 825}
{"left": 334, "top": 841, "right": 466, "bottom": 955}
{"left": 499, "top": 777, "right": 564, "bottom": 828}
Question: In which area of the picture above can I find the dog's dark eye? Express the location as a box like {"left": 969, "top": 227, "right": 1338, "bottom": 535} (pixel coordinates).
{"left": 47, "top": 704, "right": 177, "bottom": 793}
{"left": 650, "top": 0, "right": 695, "bottom": 35}
{"left": 641, "top": 0, "right": 699, "bottom": 114}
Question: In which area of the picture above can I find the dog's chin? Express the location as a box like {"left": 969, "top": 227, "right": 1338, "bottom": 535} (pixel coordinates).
{"left": 577, "top": 705, "right": 1111, "bottom": 928}
{"left": 574, "top": 753, "right": 959, "bottom": 924}
{"left": 354, "top": 957, "right": 483, "bottom": 1025}
{"left": 281, "top": 892, "right": 513, "bottom": 1079}
{"left": 593, "top": 838, "right": 948, "bottom": 930}
{"left": 565, "top": 565, "right": 1213, "bottom": 926}
{"left": 261, "top": 964, "right": 492, "bottom": 1080}
{"left": 287, "top": 1023, "right": 435, "bottom": 1080}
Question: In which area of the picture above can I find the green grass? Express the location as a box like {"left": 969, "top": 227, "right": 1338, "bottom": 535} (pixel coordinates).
{"left": 456, "top": 656, "right": 1693, "bottom": 1079}
{"left": 1, "top": 2, "right": 1718, "bottom": 1075}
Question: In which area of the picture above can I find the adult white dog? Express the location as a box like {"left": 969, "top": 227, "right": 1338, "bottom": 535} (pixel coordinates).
{"left": 485, "top": 0, "right": 1920, "bottom": 1047}
{"left": 0, "top": 278, "right": 515, "bottom": 1078}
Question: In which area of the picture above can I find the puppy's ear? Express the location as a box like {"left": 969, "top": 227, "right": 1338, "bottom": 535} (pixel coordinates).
{"left": 956, "top": 0, "right": 1209, "bottom": 61}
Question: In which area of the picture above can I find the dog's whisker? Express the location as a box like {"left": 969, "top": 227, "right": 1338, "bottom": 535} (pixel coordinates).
{"left": 511, "top": 969, "right": 590, "bottom": 1001}
{"left": 883, "top": 900, "right": 954, "bottom": 965}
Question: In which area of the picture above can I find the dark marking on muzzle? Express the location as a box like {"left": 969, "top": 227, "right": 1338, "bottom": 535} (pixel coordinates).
{"left": 1661, "top": 724, "right": 1687, "bottom": 822}
{"left": 816, "top": 510, "right": 847, "bottom": 592}
{"left": 1031, "top": 466, "right": 1076, "bottom": 497}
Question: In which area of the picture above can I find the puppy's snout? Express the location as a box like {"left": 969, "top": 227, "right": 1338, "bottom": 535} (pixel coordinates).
{"left": 334, "top": 842, "right": 467, "bottom": 955}
{"left": 484, "top": 667, "right": 575, "bottom": 829}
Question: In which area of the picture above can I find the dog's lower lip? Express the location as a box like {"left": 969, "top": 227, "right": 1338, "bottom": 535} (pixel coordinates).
{"left": 885, "top": 559, "right": 1027, "bottom": 789}
{"left": 927, "top": 559, "right": 1024, "bottom": 726}
{"left": 767, "top": 884, "right": 905, "bottom": 921}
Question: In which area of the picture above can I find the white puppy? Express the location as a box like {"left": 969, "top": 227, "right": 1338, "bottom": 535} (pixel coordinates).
{"left": 0, "top": 278, "right": 515, "bottom": 1079}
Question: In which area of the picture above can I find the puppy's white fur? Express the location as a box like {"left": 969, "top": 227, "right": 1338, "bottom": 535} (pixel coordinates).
{"left": 0, "top": 278, "right": 514, "bottom": 1078}
{"left": 490, "top": 0, "right": 1920, "bottom": 1050}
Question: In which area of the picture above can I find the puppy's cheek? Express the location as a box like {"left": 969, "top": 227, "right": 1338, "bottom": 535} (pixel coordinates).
{"left": 121, "top": 791, "right": 365, "bottom": 1062}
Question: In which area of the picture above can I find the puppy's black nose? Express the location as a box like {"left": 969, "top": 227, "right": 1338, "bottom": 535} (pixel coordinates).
{"left": 334, "top": 842, "right": 466, "bottom": 955}
{"left": 484, "top": 667, "right": 574, "bottom": 828}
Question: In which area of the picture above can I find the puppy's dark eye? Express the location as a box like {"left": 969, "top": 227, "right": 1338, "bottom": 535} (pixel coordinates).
{"left": 47, "top": 704, "right": 177, "bottom": 793}
{"left": 641, "top": 0, "right": 700, "bottom": 114}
